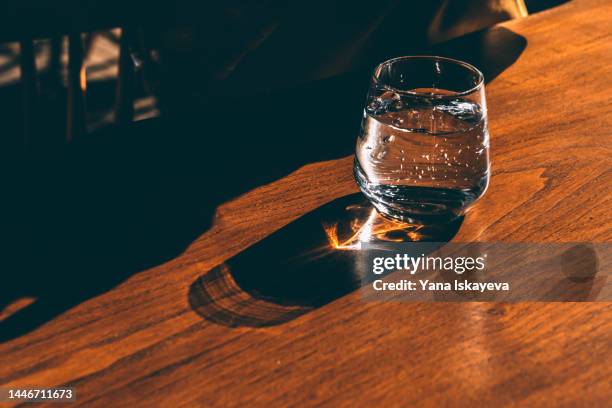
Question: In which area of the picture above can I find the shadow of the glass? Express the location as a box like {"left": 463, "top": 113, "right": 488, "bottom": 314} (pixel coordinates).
{"left": 189, "top": 193, "right": 463, "bottom": 327}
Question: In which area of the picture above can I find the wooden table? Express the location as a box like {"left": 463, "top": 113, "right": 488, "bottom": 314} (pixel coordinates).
{"left": 1, "top": 0, "right": 611, "bottom": 406}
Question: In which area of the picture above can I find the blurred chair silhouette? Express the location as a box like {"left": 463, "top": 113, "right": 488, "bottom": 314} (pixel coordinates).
{"left": 1, "top": 2, "right": 143, "bottom": 151}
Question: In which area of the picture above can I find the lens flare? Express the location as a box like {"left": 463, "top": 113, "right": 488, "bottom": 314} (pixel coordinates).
{"left": 324, "top": 207, "right": 425, "bottom": 250}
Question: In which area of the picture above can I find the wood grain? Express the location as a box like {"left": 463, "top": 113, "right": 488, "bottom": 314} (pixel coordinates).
{"left": 1, "top": 0, "right": 611, "bottom": 406}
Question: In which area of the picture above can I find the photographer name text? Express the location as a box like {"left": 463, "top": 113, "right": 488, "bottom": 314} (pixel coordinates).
{"left": 372, "top": 279, "right": 509, "bottom": 292}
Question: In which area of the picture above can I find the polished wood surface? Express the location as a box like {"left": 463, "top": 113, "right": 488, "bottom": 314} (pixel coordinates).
{"left": 1, "top": 0, "right": 611, "bottom": 406}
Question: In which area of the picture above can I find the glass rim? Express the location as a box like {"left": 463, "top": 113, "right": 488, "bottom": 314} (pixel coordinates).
{"left": 372, "top": 55, "right": 485, "bottom": 98}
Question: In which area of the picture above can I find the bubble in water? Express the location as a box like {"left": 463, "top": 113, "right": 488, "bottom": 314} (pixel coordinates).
{"left": 392, "top": 117, "right": 404, "bottom": 127}
{"left": 374, "top": 150, "right": 387, "bottom": 160}
{"left": 382, "top": 135, "right": 395, "bottom": 144}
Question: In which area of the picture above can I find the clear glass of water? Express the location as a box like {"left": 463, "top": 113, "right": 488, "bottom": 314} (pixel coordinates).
{"left": 354, "top": 56, "right": 490, "bottom": 224}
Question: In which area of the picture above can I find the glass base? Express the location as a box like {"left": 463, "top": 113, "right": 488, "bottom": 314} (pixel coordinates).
{"left": 353, "top": 158, "right": 485, "bottom": 225}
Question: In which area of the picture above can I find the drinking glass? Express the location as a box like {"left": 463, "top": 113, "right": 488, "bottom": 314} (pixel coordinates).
{"left": 354, "top": 56, "right": 490, "bottom": 224}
